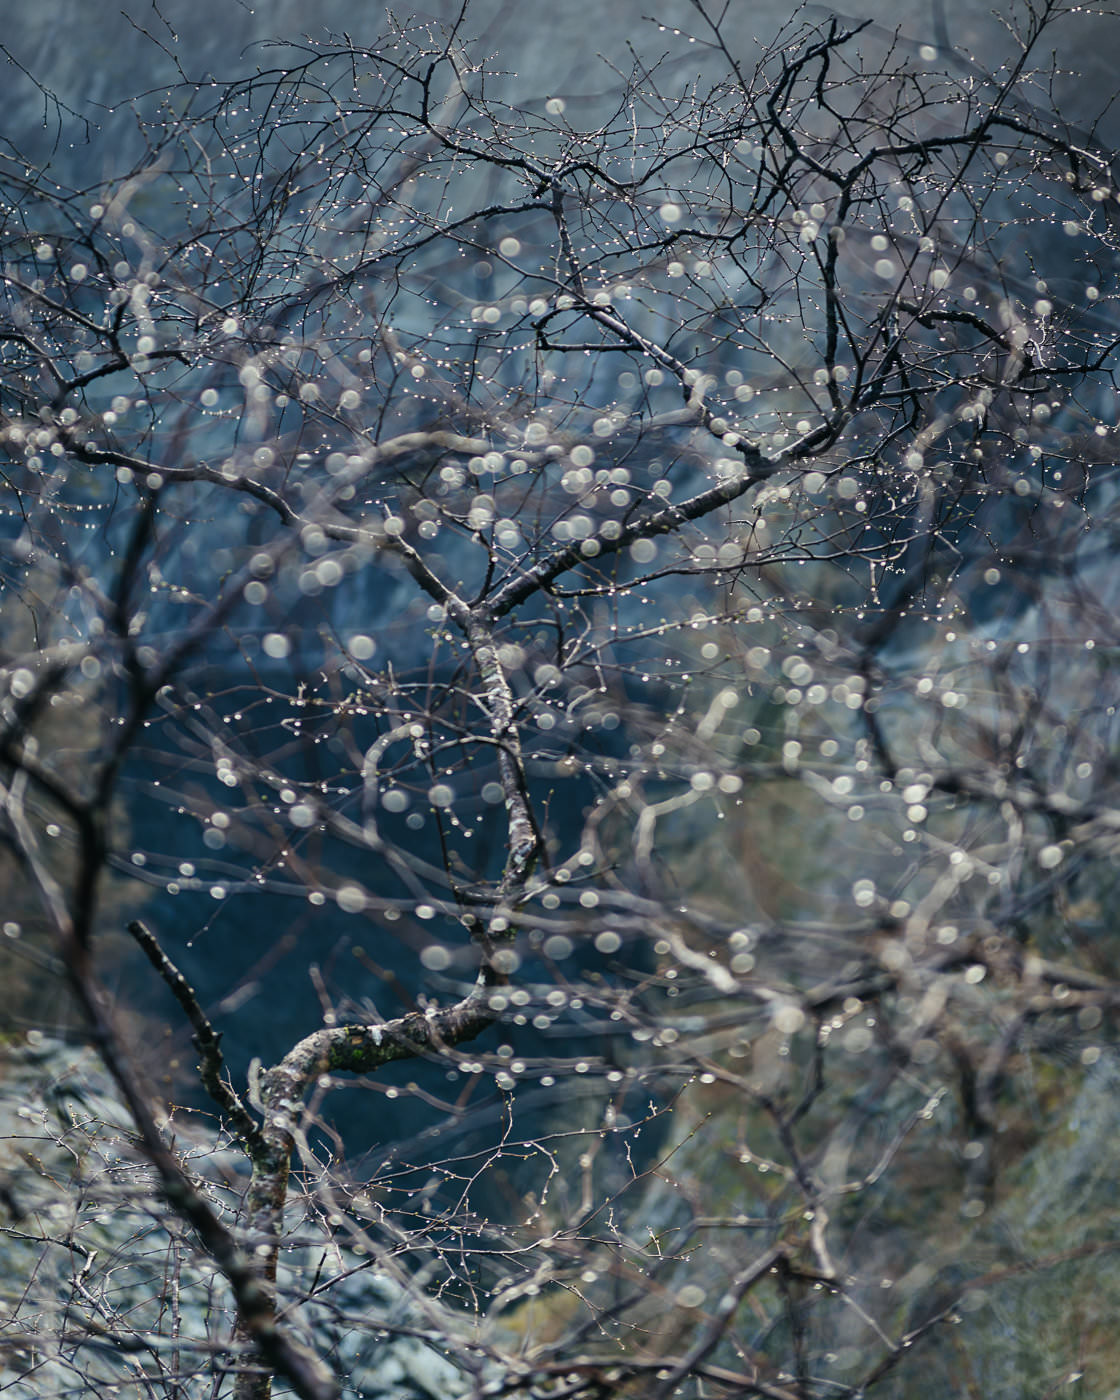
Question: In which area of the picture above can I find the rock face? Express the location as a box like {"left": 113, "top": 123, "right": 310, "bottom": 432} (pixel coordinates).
{"left": 6, "top": 1032, "right": 1120, "bottom": 1397}
{"left": 0, "top": 1036, "right": 469, "bottom": 1399}
{"left": 5, "top": 0, "right": 1119, "bottom": 174}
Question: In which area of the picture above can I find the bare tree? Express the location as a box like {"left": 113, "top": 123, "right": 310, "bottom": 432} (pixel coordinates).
{"left": 2, "top": 2, "right": 1120, "bottom": 1396}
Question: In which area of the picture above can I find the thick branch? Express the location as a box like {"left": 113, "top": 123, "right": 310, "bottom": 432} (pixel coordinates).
{"left": 127, "top": 919, "right": 263, "bottom": 1151}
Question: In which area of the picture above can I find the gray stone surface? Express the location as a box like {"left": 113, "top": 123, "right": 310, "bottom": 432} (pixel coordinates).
{"left": 0, "top": 1036, "right": 469, "bottom": 1398}
{"left": 5, "top": 0, "right": 1119, "bottom": 173}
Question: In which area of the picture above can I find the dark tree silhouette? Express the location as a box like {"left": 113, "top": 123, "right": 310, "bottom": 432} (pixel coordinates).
{"left": 2, "top": 3, "right": 1120, "bottom": 1397}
